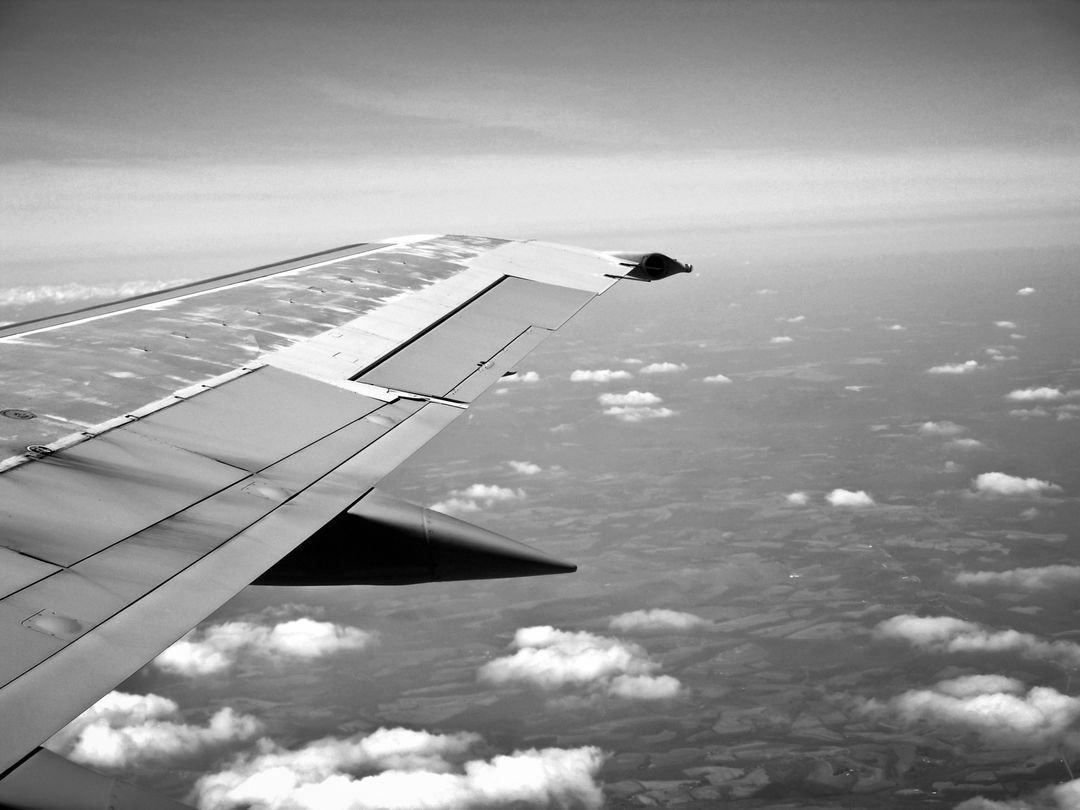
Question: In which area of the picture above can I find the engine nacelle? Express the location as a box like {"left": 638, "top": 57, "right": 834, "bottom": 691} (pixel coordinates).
{"left": 255, "top": 489, "right": 575, "bottom": 586}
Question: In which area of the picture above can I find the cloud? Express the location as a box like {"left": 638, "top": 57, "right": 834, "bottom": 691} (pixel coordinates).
{"left": 598, "top": 391, "right": 660, "bottom": 407}
{"left": 640, "top": 362, "right": 687, "bottom": 375}
{"left": 782, "top": 315, "right": 805, "bottom": 323}
{"left": 927, "top": 360, "right": 981, "bottom": 374}
{"left": 0, "top": 279, "right": 189, "bottom": 308}
{"left": 193, "top": 727, "right": 605, "bottom": 810}
{"left": 918, "top": 421, "right": 966, "bottom": 436}
{"left": 479, "top": 626, "right": 681, "bottom": 700}
{"left": 985, "top": 347, "right": 1016, "bottom": 362}
{"left": 1017, "top": 287, "right": 1036, "bottom": 295}
{"left": 825, "top": 489, "right": 875, "bottom": 507}
{"left": 154, "top": 619, "right": 374, "bottom": 676}
{"left": 570, "top": 369, "right": 631, "bottom": 383}
{"left": 786, "top": 491, "right": 810, "bottom": 506}
{"left": 956, "top": 565, "right": 1080, "bottom": 591}
{"left": 1009, "top": 407, "right": 1050, "bottom": 418}
{"left": 503, "top": 371, "right": 539, "bottom": 383}
{"left": 755, "top": 288, "right": 777, "bottom": 295}
{"left": 874, "top": 614, "right": 1080, "bottom": 668}
{"left": 957, "top": 779, "right": 1080, "bottom": 810}
{"left": 598, "top": 390, "right": 674, "bottom": 422}
{"left": 886, "top": 324, "right": 906, "bottom": 331}
{"left": 1007, "top": 387, "right": 1080, "bottom": 401}
{"left": 609, "top": 609, "right": 709, "bottom": 633}
{"left": 432, "top": 483, "right": 525, "bottom": 515}
{"left": 508, "top": 460, "right": 542, "bottom": 475}
{"left": 871, "top": 676, "right": 1080, "bottom": 748}
{"left": 46, "top": 691, "right": 261, "bottom": 769}
{"left": 994, "top": 320, "right": 1018, "bottom": 329}
{"left": 948, "top": 438, "right": 985, "bottom": 450}
{"left": 769, "top": 336, "right": 793, "bottom": 344}
{"left": 702, "top": 373, "right": 732, "bottom": 384}
{"left": 971, "top": 472, "right": 1061, "bottom": 497}
{"left": 602, "top": 406, "right": 675, "bottom": 422}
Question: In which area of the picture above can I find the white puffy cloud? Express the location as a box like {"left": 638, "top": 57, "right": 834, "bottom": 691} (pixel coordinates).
{"left": 994, "top": 320, "right": 1018, "bottom": 329}
{"left": 825, "top": 489, "right": 875, "bottom": 507}
{"left": 918, "top": 421, "right": 966, "bottom": 436}
{"left": 479, "top": 626, "right": 681, "bottom": 700}
{"left": 503, "top": 371, "right": 539, "bottom": 383}
{"left": 957, "top": 779, "right": 1080, "bottom": 810}
{"left": 570, "top": 369, "right": 631, "bottom": 383}
{"left": 1007, "top": 386, "right": 1080, "bottom": 401}
{"left": 1009, "top": 407, "right": 1050, "bottom": 418}
{"left": 609, "top": 609, "right": 709, "bottom": 633}
{"left": 432, "top": 483, "right": 525, "bottom": 515}
{"left": 598, "top": 391, "right": 674, "bottom": 422}
{"left": 155, "top": 619, "right": 375, "bottom": 676}
{"left": 702, "top": 373, "right": 732, "bottom": 384}
{"left": 193, "top": 727, "right": 605, "bottom": 810}
{"left": 0, "top": 280, "right": 188, "bottom": 307}
{"left": 948, "top": 438, "right": 985, "bottom": 450}
{"left": 769, "top": 335, "right": 793, "bottom": 344}
{"left": 985, "top": 347, "right": 1017, "bottom": 362}
{"left": 602, "top": 405, "right": 675, "bottom": 422}
{"left": 640, "top": 361, "right": 687, "bottom": 374}
{"left": 874, "top": 615, "right": 1080, "bottom": 668}
{"left": 786, "top": 491, "right": 810, "bottom": 506}
{"left": 971, "top": 472, "right": 1062, "bottom": 497}
{"left": 956, "top": 565, "right": 1080, "bottom": 591}
{"left": 46, "top": 691, "right": 261, "bottom": 769}
{"left": 874, "top": 677, "right": 1080, "bottom": 748}
{"left": 927, "top": 360, "right": 981, "bottom": 374}
{"left": 598, "top": 391, "right": 660, "bottom": 407}
{"left": 1017, "top": 286, "right": 1036, "bottom": 295}
{"left": 607, "top": 675, "right": 682, "bottom": 700}
{"left": 507, "top": 460, "right": 542, "bottom": 475}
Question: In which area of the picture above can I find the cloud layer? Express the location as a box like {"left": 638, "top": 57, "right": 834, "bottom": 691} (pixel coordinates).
{"left": 0, "top": 280, "right": 188, "bottom": 307}
{"left": 609, "top": 609, "right": 709, "bottom": 633}
{"left": 598, "top": 391, "right": 675, "bottom": 422}
{"left": 432, "top": 483, "right": 525, "bottom": 514}
{"left": 826, "top": 489, "right": 875, "bottom": 507}
{"left": 971, "top": 472, "right": 1061, "bottom": 497}
{"left": 868, "top": 675, "right": 1080, "bottom": 748}
{"left": 875, "top": 615, "right": 1080, "bottom": 668}
{"left": 194, "top": 727, "right": 604, "bottom": 810}
{"left": 155, "top": 619, "right": 374, "bottom": 676}
{"left": 928, "top": 360, "right": 981, "bottom": 374}
{"left": 479, "top": 626, "right": 681, "bottom": 700}
{"left": 47, "top": 691, "right": 261, "bottom": 769}
{"left": 956, "top": 565, "right": 1080, "bottom": 591}
{"left": 640, "top": 361, "right": 687, "bottom": 374}
{"left": 570, "top": 369, "right": 631, "bottom": 383}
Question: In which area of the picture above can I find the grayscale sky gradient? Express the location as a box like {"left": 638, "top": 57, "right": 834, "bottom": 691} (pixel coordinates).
{"left": 3, "top": 0, "right": 1080, "bottom": 282}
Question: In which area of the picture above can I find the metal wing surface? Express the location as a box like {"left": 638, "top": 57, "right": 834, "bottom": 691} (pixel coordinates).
{"left": 0, "top": 235, "right": 690, "bottom": 808}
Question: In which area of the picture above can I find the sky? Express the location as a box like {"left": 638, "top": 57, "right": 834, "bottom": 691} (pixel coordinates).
{"left": 3, "top": 0, "right": 1080, "bottom": 283}
{"left": 5, "top": 3, "right": 1080, "bottom": 808}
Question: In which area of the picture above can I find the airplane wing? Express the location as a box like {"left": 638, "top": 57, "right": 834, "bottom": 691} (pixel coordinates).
{"left": 0, "top": 235, "right": 690, "bottom": 809}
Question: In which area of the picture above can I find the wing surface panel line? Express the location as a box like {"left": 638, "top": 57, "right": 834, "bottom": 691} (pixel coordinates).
{"left": 0, "top": 401, "right": 463, "bottom": 774}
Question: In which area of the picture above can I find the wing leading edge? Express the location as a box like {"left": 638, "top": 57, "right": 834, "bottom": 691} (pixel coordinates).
{"left": 0, "top": 235, "right": 691, "bottom": 808}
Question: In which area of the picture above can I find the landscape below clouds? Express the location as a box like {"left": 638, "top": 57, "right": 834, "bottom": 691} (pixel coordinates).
{"left": 20, "top": 243, "right": 1080, "bottom": 808}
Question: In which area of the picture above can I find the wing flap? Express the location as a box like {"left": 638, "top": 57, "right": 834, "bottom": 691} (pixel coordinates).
{"left": 124, "top": 366, "right": 384, "bottom": 472}
{"left": 0, "top": 399, "right": 462, "bottom": 775}
{"left": 356, "top": 277, "right": 593, "bottom": 398}
{"left": 0, "top": 429, "right": 247, "bottom": 566}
